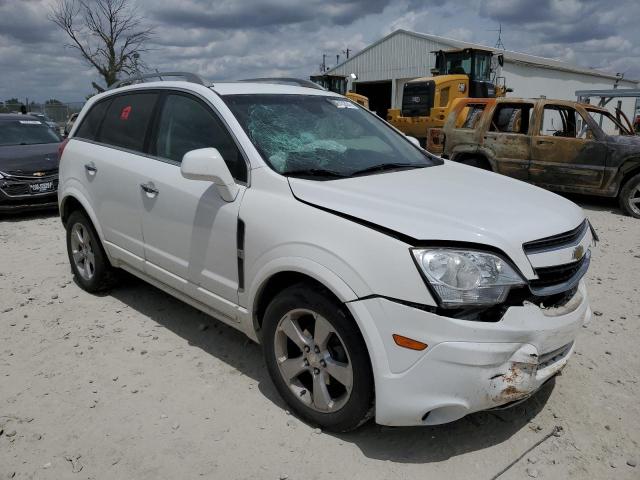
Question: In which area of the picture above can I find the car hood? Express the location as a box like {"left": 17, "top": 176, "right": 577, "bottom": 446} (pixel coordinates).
{"left": 288, "top": 161, "right": 585, "bottom": 269}
{"left": 0, "top": 143, "right": 60, "bottom": 175}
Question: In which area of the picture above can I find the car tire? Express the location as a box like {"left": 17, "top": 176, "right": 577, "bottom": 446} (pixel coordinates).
{"left": 65, "top": 210, "right": 116, "bottom": 292}
{"left": 618, "top": 172, "right": 640, "bottom": 218}
{"left": 460, "top": 157, "right": 491, "bottom": 171}
{"left": 262, "top": 284, "right": 374, "bottom": 432}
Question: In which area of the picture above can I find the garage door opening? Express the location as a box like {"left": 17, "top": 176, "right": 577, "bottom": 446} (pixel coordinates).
{"left": 354, "top": 81, "right": 392, "bottom": 118}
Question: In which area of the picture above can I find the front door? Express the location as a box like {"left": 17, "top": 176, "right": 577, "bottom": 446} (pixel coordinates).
{"left": 529, "top": 103, "right": 607, "bottom": 191}
{"left": 482, "top": 102, "right": 533, "bottom": 181}
{"left": 139, "top": 92, "right": 249, "bottom": 321}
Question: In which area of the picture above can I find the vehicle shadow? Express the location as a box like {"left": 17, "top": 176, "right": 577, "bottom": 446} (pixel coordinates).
{"left": 560, "top": 192, "right": 621, "bottom": 215}
{"left": 109, "top": 272, "right": 555, "bottom": 464}
{"left": 0, "top": 207, "right": 59, "bottom": 222}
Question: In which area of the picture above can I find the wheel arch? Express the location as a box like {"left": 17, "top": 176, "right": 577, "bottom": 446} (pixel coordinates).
{"left": 249, "top": 260, "right": 359, "bottom": 339}
{"left": 452, "top": 151, "right": 494, "bottom": 171}
{"left": 59, "top": 189, "right": 104, "bottom": 241}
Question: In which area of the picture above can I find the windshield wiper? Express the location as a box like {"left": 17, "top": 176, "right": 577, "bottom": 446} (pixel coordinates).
{"left": 349, "top": 163, "right": 425, "bottom": 177}
{"left": 283, "top": 168, "right": 347, "bottom": 179}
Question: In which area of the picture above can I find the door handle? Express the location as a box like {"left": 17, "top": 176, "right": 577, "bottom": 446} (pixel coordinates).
{"left": 537, "top": 140, "right": 554, "bottom": 145}
{"left": 140, "top": 182, "right": 159, "bottom": 196}
{"left": 84, "top": 163, "right": 97, "bottom": 174}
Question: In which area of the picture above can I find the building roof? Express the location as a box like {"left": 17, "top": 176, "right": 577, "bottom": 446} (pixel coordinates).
{"left": 326, "top": 29, "right": 638, "bottom": 84}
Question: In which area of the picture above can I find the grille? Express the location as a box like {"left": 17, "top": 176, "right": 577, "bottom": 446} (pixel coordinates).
{"left": 523, "top": 220, "right": 588, "bottom": 254}
{"left": 6, "top": 167, "right": 58, "bottom": 177}
{"left": 1, "top": 183, "right": 31, "bottom": 196}
{"left": 538, "top": 342, "right": 573, "bottom": 369}
{"left": 530, "top": 256, "right": 586, "bottom": 289}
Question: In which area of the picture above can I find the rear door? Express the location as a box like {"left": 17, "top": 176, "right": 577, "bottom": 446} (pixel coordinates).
{"left": 482, "top": 102, "right": 533, "bottom": 181}
{"left": 140, "top": 91, "right": 248, "bottom": 321}
{"left": 73, "top": 92, "right": 159, "bottom": 270}
{"left": 529, "top": 103, "right": 607, "bottom": 190}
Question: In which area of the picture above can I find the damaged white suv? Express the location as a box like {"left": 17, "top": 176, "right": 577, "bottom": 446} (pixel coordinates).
{"left": 58, "top": 74, "right": 593, "bottom": 431}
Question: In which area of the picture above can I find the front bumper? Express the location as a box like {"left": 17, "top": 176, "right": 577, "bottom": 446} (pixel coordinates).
{"left": 346, "top": 281, "right": 591, "bottom": 426}
{"left": 0, "top": 176, "right": 59, "bottom": 213}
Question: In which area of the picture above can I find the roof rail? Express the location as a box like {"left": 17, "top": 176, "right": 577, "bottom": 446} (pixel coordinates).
{"left": 109, "top": 72, "right": 205, "bottom": 90}
{"left": 239, "top": 77, "right": 326, "bottom": 90}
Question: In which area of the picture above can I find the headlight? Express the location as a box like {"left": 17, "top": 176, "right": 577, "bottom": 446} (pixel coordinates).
{"left": 412, "top": 248, "right": 525, "bottom": 307}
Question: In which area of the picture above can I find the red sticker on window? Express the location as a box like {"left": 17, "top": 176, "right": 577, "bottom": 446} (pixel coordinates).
{"left": 120, "top": 106, "right": 132, "bottom": 120}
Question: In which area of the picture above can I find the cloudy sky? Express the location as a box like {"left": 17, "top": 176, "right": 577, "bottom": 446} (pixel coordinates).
{"left": 1, "top": 0, "right": 639, "bottom": 103}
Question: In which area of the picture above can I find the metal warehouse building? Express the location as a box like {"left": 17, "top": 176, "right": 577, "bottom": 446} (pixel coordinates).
{"left": 325, "top": 29, "right": 639, "bottom": 118}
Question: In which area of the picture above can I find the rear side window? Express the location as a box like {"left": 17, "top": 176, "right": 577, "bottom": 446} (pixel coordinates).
{"left": 99, "top": 93, "right": 158, "bottom": 152}
{"left": 455, "top": 104, "right": 486, "bottom": 129}
{"left": 74, "top": 99, "right": 111, "bottom": 140}
{"left": 153, "top": 93, "right": 247, "bottom": 182}
{"left": 489, "top": 103, "right": 533, "bottom": 134}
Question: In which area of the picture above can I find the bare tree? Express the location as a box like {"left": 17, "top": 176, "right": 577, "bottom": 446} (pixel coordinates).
{"left": 49, "top": 0, "right": 153, "bottom": 92}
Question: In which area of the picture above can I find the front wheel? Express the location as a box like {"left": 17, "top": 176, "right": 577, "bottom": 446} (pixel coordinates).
{"left": 262, "top": 284, "right": 374, "bottom": 432}
{"left": 619, "top": 172, "right": 640, "bottom": 218}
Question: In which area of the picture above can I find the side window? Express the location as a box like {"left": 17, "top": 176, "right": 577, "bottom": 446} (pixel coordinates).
{"left": 455, "top": 104, "right": 486, "bottom": 129}
{"left": 489, "top": 104, "right": 533, "bottom": 134}
{"left": 154, "top": 94, "right": 247, "bottom": 182}
{"left": 74, "top": 99, "right": 111, "bottom": 140}
{"left": 99, "top": 93, "right": 158, "bottom": 152}
{"left": 540, "top": 106, "right": 582, "bottom": 138}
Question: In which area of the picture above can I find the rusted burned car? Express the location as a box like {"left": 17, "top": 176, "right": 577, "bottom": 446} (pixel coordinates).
{"left": 442, "top": 97, "right": 640, "bottom": 218}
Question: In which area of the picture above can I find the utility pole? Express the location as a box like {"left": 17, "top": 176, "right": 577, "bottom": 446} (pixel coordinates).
{"left": 322, "top": 54, "right": 327, "bottom": 72}
{"left": 343, "top": 48, "right": 351, "bottom": 59}
{"left": 336, "top": 54, "right": 340, "bottom": 66}
{"left": 492, "top": 23, "right": 505, "bottom": 50}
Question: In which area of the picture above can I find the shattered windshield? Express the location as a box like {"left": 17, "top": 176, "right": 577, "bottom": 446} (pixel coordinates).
{"left": 223, "top": 94, "right": 438, "bottom": 179}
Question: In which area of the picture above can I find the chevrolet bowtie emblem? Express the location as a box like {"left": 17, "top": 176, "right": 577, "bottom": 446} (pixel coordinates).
{"left": 572, "top": 245, "right": 585, "bottom": 261}
{"left": 33, "top": 171, "right": 46, "bottom": 177}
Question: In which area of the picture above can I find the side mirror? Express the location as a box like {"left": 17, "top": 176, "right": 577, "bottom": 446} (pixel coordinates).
{"left": 181, "top": 148, "right": 238, "bottom": 202}
{"left": 497, "top": 54, "right": 504, "bottom": 67}
{"left": 406, "top": 136, "right": 421, "bottom": 148}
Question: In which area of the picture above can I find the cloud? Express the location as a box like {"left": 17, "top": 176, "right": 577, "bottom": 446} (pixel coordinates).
{"left": 0, "top": 0, "right": 638, "bottom": 103}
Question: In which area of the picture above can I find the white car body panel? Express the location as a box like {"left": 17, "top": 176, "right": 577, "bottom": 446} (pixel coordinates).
{"left": 58, "top": 80, "right": 593, "bottom": 427}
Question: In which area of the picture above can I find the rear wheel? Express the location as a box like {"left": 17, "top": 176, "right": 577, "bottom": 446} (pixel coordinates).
{"left": 619, "top": 172, "right": 640, "bottom": 218}
{"left": 262, "top": 284, "right": 374, "bottom": 432}
{"left": 66, "top": 210, "right": 116, "bottom": 292}
{"left": 459, "top": 156, "right": 491, "bottom": 171}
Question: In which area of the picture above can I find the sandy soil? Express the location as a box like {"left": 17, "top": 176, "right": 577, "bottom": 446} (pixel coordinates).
{"left": 1, "top": 196, "right": 639, "bottom": 480}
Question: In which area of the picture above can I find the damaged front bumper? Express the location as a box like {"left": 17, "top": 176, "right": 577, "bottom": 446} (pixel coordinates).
{"left": 346, "top": 281, "right": 591, "bottom": 426}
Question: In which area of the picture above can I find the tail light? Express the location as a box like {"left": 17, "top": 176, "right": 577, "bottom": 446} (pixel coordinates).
{"left": 57, "top": 138, "right": 69, "bottom": 162}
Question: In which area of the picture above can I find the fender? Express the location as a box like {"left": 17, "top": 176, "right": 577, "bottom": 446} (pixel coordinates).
{"left": 59, "top": 180, "right": 115, "bottom": 264}
{"left": 245, "top": 256, "right": 386, "bottom": 387}
{"left": 247, "top": 255, "right": 359, "bottom": 314}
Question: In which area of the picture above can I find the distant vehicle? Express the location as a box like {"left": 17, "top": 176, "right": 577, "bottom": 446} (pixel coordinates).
{"left": 443, "top": 97, "right": 640, "bottom": 218}
{"left": 0, "top": 114, "right": 61, "bottom": 212}
{"left": 59, "top": 73, "right": 593, "bottom": 431}
{"left": 28, "top": 112, "right": 58, "bottom": 131}
{"left": 64, "top": 113, "right": 79, "bottom": 136}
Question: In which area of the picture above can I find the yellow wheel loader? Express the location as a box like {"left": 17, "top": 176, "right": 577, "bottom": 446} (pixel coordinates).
{"left": 388, "top": 48, "right": 510, "bottom": 153}
{"left": 310, "top": 74, "right": 370, "bottom": 109}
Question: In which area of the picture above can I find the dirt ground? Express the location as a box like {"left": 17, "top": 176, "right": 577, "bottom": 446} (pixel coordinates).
{"left": 1, "top": 196, "right": 639, "bottom": 480}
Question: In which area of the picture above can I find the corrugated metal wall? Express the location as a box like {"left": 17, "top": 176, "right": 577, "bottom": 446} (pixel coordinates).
{"left": 330, "top": 33, "right": 451, "bottom": 83}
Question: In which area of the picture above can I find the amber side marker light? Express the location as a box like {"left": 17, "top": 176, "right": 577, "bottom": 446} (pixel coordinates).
{"left": 392, "top": 334, "right": 428, "bottom": 351}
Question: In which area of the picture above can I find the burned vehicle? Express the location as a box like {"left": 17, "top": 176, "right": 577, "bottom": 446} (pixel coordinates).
{"left": 442, "top": 97, "right": 640, "bottom": 218}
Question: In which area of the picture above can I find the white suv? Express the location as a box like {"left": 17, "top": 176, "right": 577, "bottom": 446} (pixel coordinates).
{"left": 58, "top": 73, "right": 593, "bottom": 431}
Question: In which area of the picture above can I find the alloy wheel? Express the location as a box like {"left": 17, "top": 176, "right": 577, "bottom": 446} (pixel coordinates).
{"left": 70, "top": 222, "right": 96, "bottom": 281}
{"left": 273, "top": 308, "right": 353, "bottom": 413}
{"left": 628, "top": 184, "right": 640, "bottom": 217}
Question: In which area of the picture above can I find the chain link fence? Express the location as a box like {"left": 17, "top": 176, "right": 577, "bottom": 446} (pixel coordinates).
{"left": 0, "top": 102, "right": 85, "bottom": 131}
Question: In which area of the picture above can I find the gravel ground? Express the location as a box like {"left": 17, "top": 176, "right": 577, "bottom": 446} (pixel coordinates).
{"left": 1, "top": 197, "right": 639, "bottom": 480}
